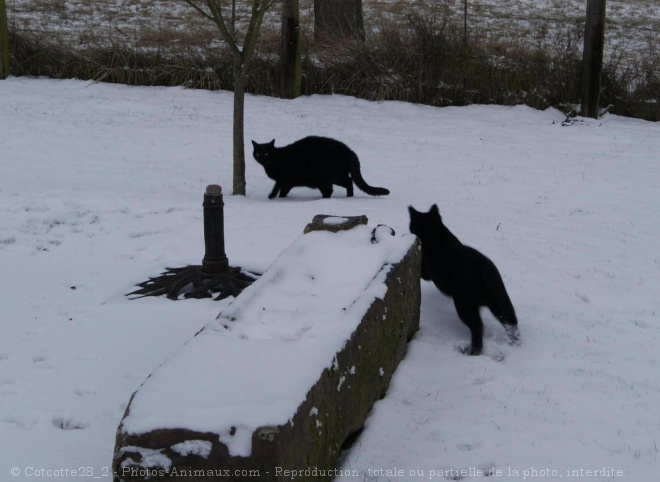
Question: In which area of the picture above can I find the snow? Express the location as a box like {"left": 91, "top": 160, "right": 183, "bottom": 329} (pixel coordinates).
{"left": 119, "top": 225, "right": 415, "bottom": 458}
{"left": 323, "top": 216, "right": 351, "bottom": 226}
{"left": 170, "top": 440, "right": 213, "bottom": 459}
{"left": 1, "top": 77, "right": 659, "bottom": 480}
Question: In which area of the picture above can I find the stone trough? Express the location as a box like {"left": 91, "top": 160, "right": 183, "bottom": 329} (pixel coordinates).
{"left": 112, "top": 215, "right": 421, "bottom": 482}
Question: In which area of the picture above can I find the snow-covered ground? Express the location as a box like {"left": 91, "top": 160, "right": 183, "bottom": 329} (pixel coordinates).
{"left": 1, "top": 77, "right": 659, "bottom": 481}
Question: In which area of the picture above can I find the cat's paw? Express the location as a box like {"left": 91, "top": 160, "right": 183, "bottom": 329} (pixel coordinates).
{"left": 505, "top": 325, "right": 521, "bottom": 346}
{"left": 458, "top": 344, "right": 482, "bottom": 356}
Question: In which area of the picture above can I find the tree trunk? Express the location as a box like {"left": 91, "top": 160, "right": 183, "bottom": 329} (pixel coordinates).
{"left": 280, "top": 0, "right": 301, "bottom": 99}
{"left": 232, "top": 54, "right": 247, "bottom": 196}
{"left": 463, "top": 0, "right": 468, "bottom": 46}
{"left": 0, "top": 0, "right": 9, "bottom": 79}
{"left": 581, "top": 0, "right": 606, "bottom": 119}
{"left": 314, "top": 0, "right": 364, "bottom": 40}
{"left": 183, "top": 0, "right": 275, "bottom": 196}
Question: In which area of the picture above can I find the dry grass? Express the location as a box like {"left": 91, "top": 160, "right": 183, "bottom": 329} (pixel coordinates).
{"left": 5, "top": 0, "right": 659, "bottom": 120}
{"left": 6, "top": 1, "right": 659, "bottom": 55}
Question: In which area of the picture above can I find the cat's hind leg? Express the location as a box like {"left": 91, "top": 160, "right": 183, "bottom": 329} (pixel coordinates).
{"left": 278, "top": 185, "right": 293, "bottom": 198}
{"left": 319, "top": 184, "right": 333, "bottom": 198}
{"left": 488, "top": 302, "right": 520, "bottom": 346}
{"left": 268, "top": 182, "right": 281, "bottom": 199}
{"left": 454, "top": 298, "right": 484, "bottom": 356}
{"left": 482, "top": 264, "right": 520, "bottom": 346}
{"left": 337, "top": 174, "right": 354, "bottom": 197}
{"left": 504, "top": 324, "right": 521, "bottom": 346}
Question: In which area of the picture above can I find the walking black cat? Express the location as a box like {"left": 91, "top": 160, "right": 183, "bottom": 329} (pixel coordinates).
{"left": 251, "top": 136, "right": 390, "bottom": 199}
{"left": 408, "top": 204, "right": 520, "bottom": 356}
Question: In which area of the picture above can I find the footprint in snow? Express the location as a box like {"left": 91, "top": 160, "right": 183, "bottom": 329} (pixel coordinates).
{"left": 32, "top": 355, "right": 58, "bottom": 370}
{"left": 75, "top": 385, "right": 99, "bottom": 397}
{"left": 488, "top": 350, "right": 506, "bottom": 363}
{"left": 453, "top": 344, "right": 506, "bottom": 362}
{"left": 457, "top": 443, "right": 475, "bottom": 451}
{"left": 479, "top": 463, "right": 499, "bottom": 477}
{"left": 5, "top": 416, "right": 37, "bottom": 430}
{"left": 52, "top": 415, "right": 89, "bottom": 430}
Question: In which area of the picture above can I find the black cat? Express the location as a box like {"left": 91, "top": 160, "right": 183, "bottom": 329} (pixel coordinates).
{"left": 408, "top": 204, "right": 520, "bottom": 356}
{"left": 251, "top": 136, "right": 390, "bottom": 199}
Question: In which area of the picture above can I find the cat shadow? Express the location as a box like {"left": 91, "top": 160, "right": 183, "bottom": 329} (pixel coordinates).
{"left": 258, "top": 189, "right": 382, "bottom": 202}
{"left": 419, "top": 282, "right": 508, "bottom": 351}
{"left": 420, "top": 283, "right": 463, "bottom": 340}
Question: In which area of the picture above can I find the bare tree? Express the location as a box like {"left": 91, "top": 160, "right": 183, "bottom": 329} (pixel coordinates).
{"left": 182, "top": 0, "right": 278, "bottom": 195}
{"left": 314, "top": 0, "right": 364, "bottom": 40}
{"left": 582, "top": 0, "right": 606, "bottom": 118}
{"left": 280, "top": 0, "right": 301, "bottom": 99}
{"left": 0, "top": 0, "right": 9, "bottom": 79}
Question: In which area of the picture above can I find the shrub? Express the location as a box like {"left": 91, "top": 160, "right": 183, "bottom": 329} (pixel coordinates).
{"left": 8, "top": 12, "right": 658, "bottom": 121}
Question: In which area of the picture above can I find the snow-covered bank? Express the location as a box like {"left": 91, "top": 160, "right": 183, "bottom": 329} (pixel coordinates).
{"left": 0, "top": 77, "right": 658, "bottom": 481}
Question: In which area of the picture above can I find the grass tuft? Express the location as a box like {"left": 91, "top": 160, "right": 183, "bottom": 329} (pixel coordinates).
{"left": 7, "top": 11, "right": 659, "bottom": 121}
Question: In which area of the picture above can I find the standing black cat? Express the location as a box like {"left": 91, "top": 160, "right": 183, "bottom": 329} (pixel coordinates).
{"left": 251, "top": 136, "right": 390, "bottom": 199}
{"left": 408, "top": 204, "right": 520, "bottom": 356}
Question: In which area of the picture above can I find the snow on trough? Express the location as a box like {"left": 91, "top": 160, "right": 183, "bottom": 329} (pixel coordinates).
{"left": 118, "top": 224, "right": 416, "bottom": 458}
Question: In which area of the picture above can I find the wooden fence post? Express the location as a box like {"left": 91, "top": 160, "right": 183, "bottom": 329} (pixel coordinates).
{"left": 0, "top": 0, "right": 9, "bottom": 79}
{"left": 463, "top": 0, "right": 468, "bottom": 46}
{"left": 581, "top": 0, "right": 606, "bottom": 118}
{"left": 280, "top": 0, "right": 301, "bottom": 99}
{"left": 314, "top": 0, "right": 364, "bottom": 41}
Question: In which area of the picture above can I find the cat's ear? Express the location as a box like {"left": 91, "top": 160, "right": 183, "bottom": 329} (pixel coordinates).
{"left": 269, "top": 139, "right": 275, "bottom": 147}
{"left": 430, "top": 204, "right": 443, "bottom": 220}
{"left": 409, "top": 206, "right": 423, "bottom": 219}
{"left": 251, "top": 140, "right": 257, "bottom": 147}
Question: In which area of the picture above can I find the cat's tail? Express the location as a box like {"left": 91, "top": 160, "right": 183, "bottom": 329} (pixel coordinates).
{"left": 349, "top": 160, "right": 390, "bottom": 196}
{"left": 482, "top": 259, "right": 520, "bottom": 345}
